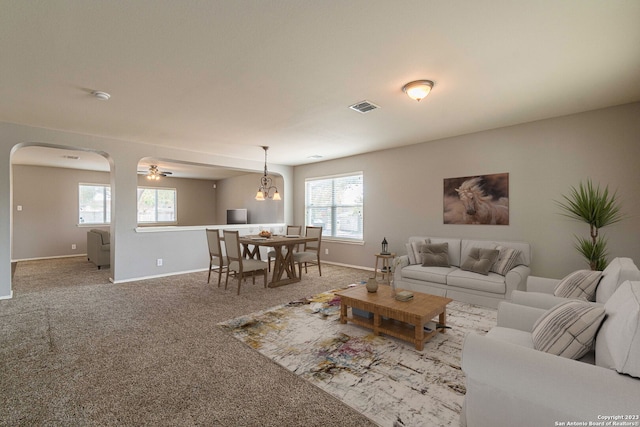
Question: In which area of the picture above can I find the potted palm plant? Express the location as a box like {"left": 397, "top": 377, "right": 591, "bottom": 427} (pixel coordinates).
{"left": 556, "top": 179, "right": 625, "bottom": 270}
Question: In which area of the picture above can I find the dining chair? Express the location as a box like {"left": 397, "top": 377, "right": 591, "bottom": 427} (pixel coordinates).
{"left": 293, "top": 226, "right": 322, "bottom": 277}
{"left": 267, "top": 225, "right": 302, "bottom": 272}
{"left": 206, "top": 229, "right": 228, "bottom": 286}
{"left": 223, "top": 230, "right": 268, "bottom": 295}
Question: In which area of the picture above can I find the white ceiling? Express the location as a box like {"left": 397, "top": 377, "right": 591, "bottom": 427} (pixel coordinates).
{"left": 10, "top": 146, "right": 253, "bottom": 180}
{"left": 3, "top": 1, "right": 640, "bottom": 170}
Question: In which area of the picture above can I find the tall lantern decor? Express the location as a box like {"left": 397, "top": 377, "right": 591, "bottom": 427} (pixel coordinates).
{"left": 381, "top": 237, "right": 389, "bottom": 255}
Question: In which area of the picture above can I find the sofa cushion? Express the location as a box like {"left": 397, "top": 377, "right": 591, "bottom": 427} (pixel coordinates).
{"left": 400, "top": 264, "right": 455, "bottom": 285}
{"left": 491, "top": 246, "right": 521, "bottom": 276}
{"left": 461, "top": 247, "right": 499, "bottom": 275}
{"left": 532, "top": 300, "right": 605, "bottom": 360}
{"left": 596, "top": 257, "right": 640, "bottom": 304}
{"left": 553, "top": 270, "right": 602, "bottom": 301}
{"left": 421, "top": 243, "right": 450, "bottom": 267}
{"left": 595, "top": 280, "right": 640, "bottom": 378}
{"left": 447, "top": 270, "right": 506, "bottom": 294}
{"left": 486, "top": 326, "right": 534, "bottom": 349}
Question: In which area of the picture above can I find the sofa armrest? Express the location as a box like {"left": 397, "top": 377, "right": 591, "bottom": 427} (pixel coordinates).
{"left": 396, "top": 254, "right": 409, "bottom": 268}
{"left": 511, "top": 290, "right": 570, "bottom": 310}
{"left": 526, "top": 275, "right": 559, "bottom": 294}
{"left": 504, "top": 265, "right": 530, "bottom": 298}
{"left": 496, "top": 301, "right": 546, "bottom": 332}
{"left": 462, "top": 333, "right": 640, "bottom": 427}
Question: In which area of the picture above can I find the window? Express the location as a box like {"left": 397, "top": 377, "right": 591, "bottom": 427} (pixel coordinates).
{"left": 79, "top": 184, "right": 111, "bottom": 225}
{"left": 305, "top": 172, "right": 363, "bottom": 241}
{"left": 137, "top": 187, "right": 177, "bottom": 223}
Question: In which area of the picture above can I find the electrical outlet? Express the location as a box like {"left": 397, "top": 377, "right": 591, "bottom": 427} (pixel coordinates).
{"left": 156, "top": 258, "right": 163, "bottom": 267}
{"left": 325, "top": 248, "right": 329, "bottom": 255}
{"left": 71, "top": 244, "right": 76, "bottom": 250}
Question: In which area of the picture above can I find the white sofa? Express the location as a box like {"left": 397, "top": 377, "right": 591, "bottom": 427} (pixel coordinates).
{"left": 393, "top": 236, "right": 531, "bottom": 308}
{"left": 461, "top": 280, "right": 640, "bottom": 427}
{"left": 511, "top": 257, "right": 640, "bottom": 310}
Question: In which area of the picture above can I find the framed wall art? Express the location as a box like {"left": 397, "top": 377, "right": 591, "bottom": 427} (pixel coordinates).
{"left": 443, "top": 173, "right": 509, "bottom": 225}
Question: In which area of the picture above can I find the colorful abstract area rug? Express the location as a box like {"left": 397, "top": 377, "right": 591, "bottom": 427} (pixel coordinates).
{"left": 218, "top": 288, "right": 497, "bottom": 427}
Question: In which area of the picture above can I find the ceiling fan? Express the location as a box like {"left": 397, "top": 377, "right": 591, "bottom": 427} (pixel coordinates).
{"left": 141, "top": 164, "right": 173, "bottom": 181}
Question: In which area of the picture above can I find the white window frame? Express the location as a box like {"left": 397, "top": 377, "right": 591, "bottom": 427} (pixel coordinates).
{"left": 78, "top": 183, "right": 111, "bottom": 225}
{"left": 304, "top": 172, "right": 364, "bottom": 242}
{"left": 137, "top": 186, "right": 177, "bottom": 224}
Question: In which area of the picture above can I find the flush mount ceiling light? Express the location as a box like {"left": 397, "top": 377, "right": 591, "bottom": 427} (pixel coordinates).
{"left": 402, "top": 80, "right": 434, "bottom": 102}
{"left": 91, "top": 90, "right": 111, "bottom": 101}
{"left": 255, "top": 146, "right": 281, "bottom": 201}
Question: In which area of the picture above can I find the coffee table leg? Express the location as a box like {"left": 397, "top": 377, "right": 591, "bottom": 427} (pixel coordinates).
{"left": 373, "top": 313, "right": 381, "bottom": 335}
{"left": 439, "top": 309, "right": 447, "bottom": 334}
{"left": 340, "top": 300, "right": 347, "bottom": 324}
{"left": 415, "top": 318, "right": 425, "bottom": 351}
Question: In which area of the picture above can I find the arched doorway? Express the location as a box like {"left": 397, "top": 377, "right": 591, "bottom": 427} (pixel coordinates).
{"left": 10, "top": 144, "right": 113, "bottom": 294}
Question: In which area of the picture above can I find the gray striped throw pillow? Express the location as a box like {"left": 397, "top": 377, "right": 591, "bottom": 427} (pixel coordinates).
{"left": 490, "top": 246, "right": 521, "bottom": 276}
{"left": 532, "top": 300, "right": 605, "bottom": 359}
{"left": 553, "top": 270, "right": 602, "bottom": 301}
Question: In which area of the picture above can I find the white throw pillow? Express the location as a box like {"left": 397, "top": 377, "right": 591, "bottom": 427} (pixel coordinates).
{"left": 595, "top": 280, "right": 640, "bottom": 378}
{"left": 532, "top": 300, "right": 605, "bottom": 360}
{"left": 553, "top": 270, "right": 602, "bottom": 301}
{"left": 405, "top": 243, "right": 416, "bottom": 265}
{"left": 490, "top": 246, "right": 521, "bottom": 276}
{"left": 407, "top": 239, "right": 429, "bottom": 265}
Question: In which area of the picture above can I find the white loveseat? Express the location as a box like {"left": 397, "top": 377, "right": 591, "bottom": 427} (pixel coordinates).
{"left": 461, "top": 280, "right": 640, "bottom": 427}
{"left": 393, "top": 236, "right": 531, "bottom": 308}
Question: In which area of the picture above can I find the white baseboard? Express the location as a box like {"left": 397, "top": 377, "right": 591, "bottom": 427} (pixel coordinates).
{"left": 0, "top": 291, "right": 13, "bottom": 300}
{"left": 322, "top": 260, "right": 373, "bottom": 271}
{"left": 114, "top": 263, "right": 371, "bottom": 285}
{"left": 12, "top": 254, "right": 88, "bottom": 262}
{"left": 112, "top": 267, "right": 209, "bottom": 284}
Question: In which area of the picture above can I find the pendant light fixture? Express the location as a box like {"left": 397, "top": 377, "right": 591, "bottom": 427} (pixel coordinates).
{"left": 255, "top": 146, "right": 281, "bottom": 201}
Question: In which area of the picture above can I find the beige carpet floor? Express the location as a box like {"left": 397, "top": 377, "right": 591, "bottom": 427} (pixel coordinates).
{"left": 1, "top": 257, "right": 378, "bottom": 427}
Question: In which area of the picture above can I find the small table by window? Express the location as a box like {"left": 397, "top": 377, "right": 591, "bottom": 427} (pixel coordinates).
{"left": 374, "top": 252, "right": 396, "bottom": 284}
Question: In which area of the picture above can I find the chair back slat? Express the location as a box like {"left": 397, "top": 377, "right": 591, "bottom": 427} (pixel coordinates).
{"left": 287, "top": 225, "right": 302, "bottom": 236}
{"left": 206, "top": 229, "right": 223, "bottom": 258}
{"left": 223, "top": 230, "right": 241, "bottom": 260}
{"left": 286, "top": 225, "right": 303, "bottom": 252}
{"left": 304, "top": 226, "right": 322, "bottom": 251}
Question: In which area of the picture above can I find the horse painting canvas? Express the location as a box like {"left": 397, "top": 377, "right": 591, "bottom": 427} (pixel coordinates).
{"left": 443, "top": 173, "right": 509, "bottom": 225}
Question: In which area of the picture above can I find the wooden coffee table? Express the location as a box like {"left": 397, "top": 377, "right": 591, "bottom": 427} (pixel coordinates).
{"left": 336, "top": 285, "right": 453, "bottom": 351}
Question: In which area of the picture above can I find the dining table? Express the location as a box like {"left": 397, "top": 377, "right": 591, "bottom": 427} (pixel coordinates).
{"left": 238, "top": 234, "right": 318, "bottom": 288}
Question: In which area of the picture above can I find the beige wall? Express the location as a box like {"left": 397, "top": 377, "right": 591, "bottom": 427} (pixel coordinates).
{"left": 136, "top": 174, "right": 217, "bottom": 226}
{"left": 215, "top": 173, "right": 285, "bottom": 225}
{"left": 11, "top": 165, "right": 221, "bottom": 260}
{"left": 294, "top": 103, "right": 640, "bottom": 278}
{"left": 12, "top": 165, "right": 110, "bottom": 260}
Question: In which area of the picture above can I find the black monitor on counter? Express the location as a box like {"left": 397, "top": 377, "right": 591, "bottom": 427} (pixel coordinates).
{"left": 226, "top": 209, "right": 248, "bottom": 225}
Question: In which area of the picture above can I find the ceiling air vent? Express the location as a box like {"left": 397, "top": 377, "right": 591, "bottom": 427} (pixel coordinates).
{"left": 349, "top": 100, "right": 380, "bottom": 114}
